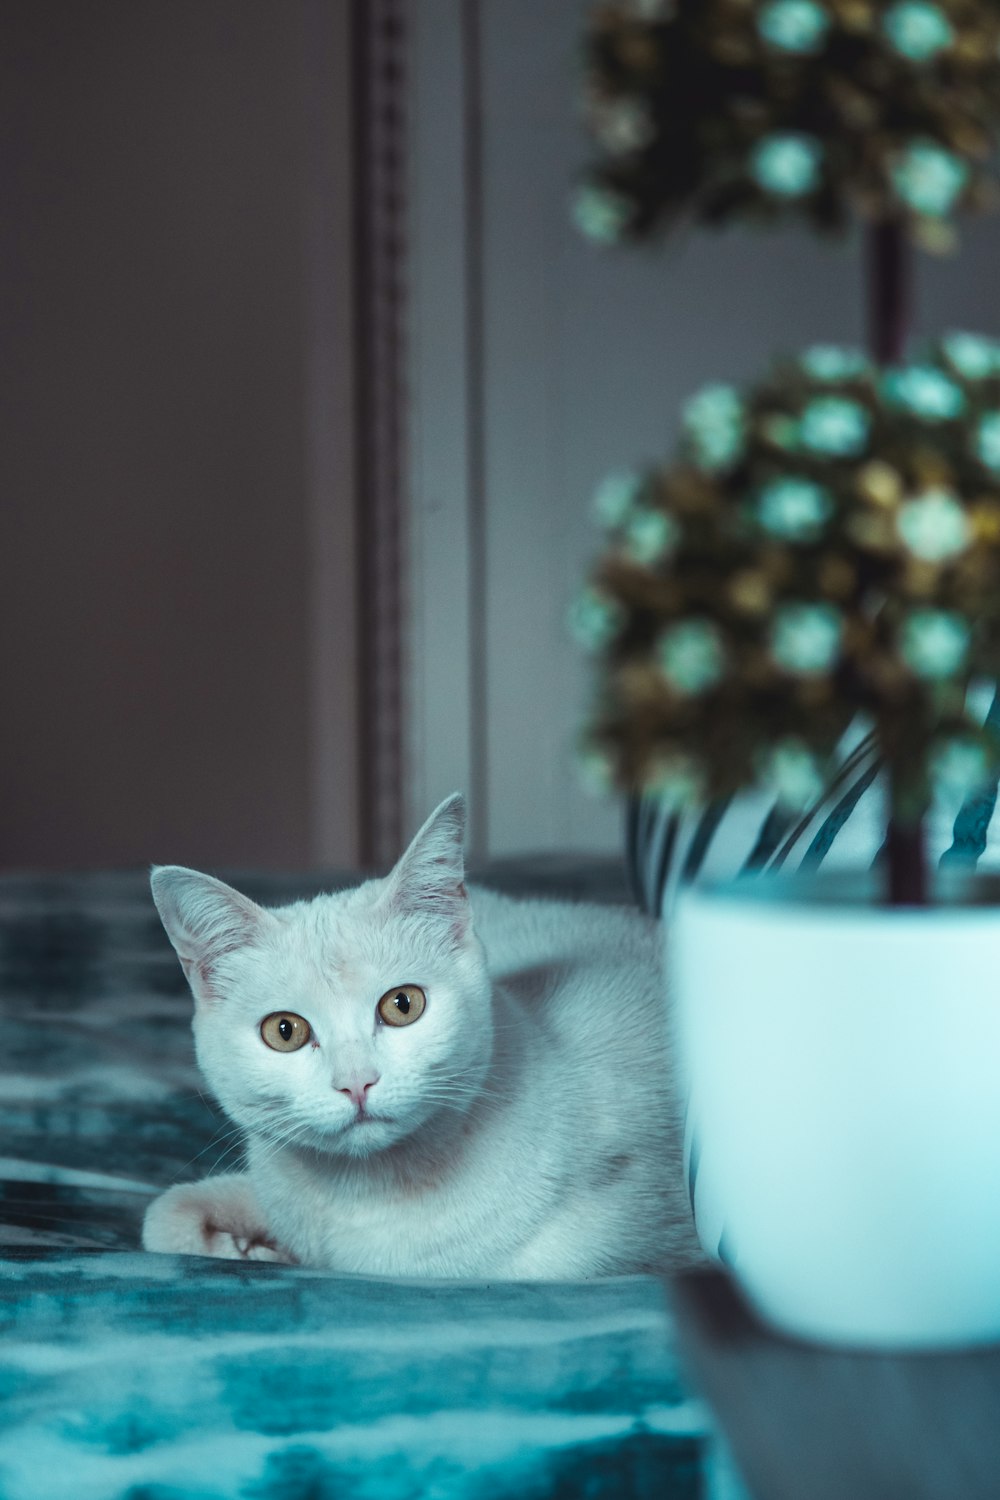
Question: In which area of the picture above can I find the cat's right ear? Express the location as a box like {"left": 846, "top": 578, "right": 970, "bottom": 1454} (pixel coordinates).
{"left": 150, "top": 866, "right": 277, "bottom": 1004}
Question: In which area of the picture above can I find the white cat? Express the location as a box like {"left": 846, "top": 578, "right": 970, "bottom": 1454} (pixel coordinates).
{"left": 142, "top": 794, "right": 702, "bottom": 1278}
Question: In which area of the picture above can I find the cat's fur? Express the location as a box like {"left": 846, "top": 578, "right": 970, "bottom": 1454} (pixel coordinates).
{"left": 142, "top": 794, "right": 702, "bottom": 1278}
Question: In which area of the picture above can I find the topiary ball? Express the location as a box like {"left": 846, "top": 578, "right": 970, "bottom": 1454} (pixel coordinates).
{"left": 572, "top": 333, "right": 1000, "bottom": 814}
{"left": 577, "top": 0, "right": 1000, "bottom": 249}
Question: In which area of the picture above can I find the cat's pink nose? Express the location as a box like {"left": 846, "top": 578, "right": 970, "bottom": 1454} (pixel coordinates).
{"left": 336, "top": 1075, "right": 379, "bottom": 1108}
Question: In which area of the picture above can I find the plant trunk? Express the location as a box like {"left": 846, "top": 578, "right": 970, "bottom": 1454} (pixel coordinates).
{"left": 866, "top": 220, "right": 928, "bottom": 904}
{"left": 884, "top": 807, "right": 928, "bottom": 906}
{"left": 866, "top": 217, "right": 911, "bottom": 366}
{"left": 886, "top": 761, "right": 929, "bottom": 905}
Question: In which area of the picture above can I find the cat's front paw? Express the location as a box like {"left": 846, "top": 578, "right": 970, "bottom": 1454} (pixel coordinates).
{"left": 228, "top": 1232, "right": 287, "bottom": 1263}
{"left": 142, "top": 1175, "right": 296, "bottom": 1264}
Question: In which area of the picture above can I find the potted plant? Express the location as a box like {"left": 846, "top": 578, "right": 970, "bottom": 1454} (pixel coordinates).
{"left": 575, "top": 0, "right": 1000, "bottom": 912}
{"left": 569, "top": 0, "right": 1000, "bottom": 1349}
{"left": 573, "top": 333, "right": 1000, "bottom": 1345}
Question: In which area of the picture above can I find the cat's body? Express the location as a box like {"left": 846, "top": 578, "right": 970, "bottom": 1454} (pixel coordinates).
{"left": 142, "top": 797, "right": 702, "bottom": 1279}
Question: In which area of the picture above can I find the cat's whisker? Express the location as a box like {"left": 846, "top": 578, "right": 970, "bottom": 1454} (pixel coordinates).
{"left": 420, "top": 1079, "right": 518, "bottom": 1105}
{"left": 259, "top": 1126, "right": 325, "bottom": 1172}
{"left": 252, "top": 1118, "right": 305, "bottom": 1154}
{"left": 187, "top": 1103, "right": 317, "bottom": 1181}
{"left": 169, "top": 1119, "right": 247, "bottom": 1184}
{"left": 249, "top": 1105, "right": 322, "bottom": 1156}
{"left": 205, "top": 1124, "right": 255, "bottom": 1173}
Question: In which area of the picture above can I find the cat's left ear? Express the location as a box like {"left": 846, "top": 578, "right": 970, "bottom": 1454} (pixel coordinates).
{"left": 385, "top": 793, "right": 471, "bottom": 940}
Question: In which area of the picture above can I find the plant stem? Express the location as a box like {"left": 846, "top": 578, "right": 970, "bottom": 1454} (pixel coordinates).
{"left": 884, "top": 752, "right": 929, "bottom": 905}
{"left": 884, "top": 802, "right": 928, "bottom": 906}
{"left": 866, "top": 217, "right": 911, "bottom": 365}
{"left": 865, "top": 220, "right": 928, "bottom": 904}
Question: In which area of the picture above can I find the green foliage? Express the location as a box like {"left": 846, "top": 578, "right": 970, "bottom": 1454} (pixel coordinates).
{"left": 578, "top": 0, "right": 1000, "bottom": 248}
{"left": 573, "top": 337, "right": 1000, "bottom": 814}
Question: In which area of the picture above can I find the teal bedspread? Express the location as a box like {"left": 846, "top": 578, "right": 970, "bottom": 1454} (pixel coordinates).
{"left": 0, "top": 864, "right": 708, "bottom": 1499}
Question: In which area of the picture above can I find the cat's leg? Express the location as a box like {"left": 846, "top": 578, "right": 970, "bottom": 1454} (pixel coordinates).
{"left": 142, "top": 1173, "right": 297, "bottom": 1263}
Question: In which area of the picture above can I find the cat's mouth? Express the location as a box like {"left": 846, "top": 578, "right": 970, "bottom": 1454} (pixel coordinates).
{"left": 352, "top": 1112, "right": 393, "bottom": 1127}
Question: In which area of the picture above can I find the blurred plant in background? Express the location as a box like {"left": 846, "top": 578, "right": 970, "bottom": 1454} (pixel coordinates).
{"left": 577, "top": 0, "right": 1000, "bottom": 253}
{"left": 573, "top": 1, "right": 1000, "bottom": 904}
{"left": 572, "top": 337, "right": 1000, "bottom": 890}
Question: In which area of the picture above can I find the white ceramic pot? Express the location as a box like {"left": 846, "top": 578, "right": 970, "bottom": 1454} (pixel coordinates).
{"left": 670, "top": 872, "right": 1000, "bottom": 1349}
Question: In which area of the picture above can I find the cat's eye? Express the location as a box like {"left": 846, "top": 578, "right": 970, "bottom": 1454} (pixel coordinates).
{"left": 377, "top": 984, "right": 426, "bottom": 1028}
{"left": 260, "top": 1012, "right": 312, "bottom": 1052}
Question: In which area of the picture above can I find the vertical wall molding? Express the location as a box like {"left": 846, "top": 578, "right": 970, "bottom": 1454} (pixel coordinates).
{"left": 302, "top": 0, "right": 361, "bottom": 869}
{"left": 353, "top": 0, "right": 410, "bottom": 870}
{"left": 460, "top": 0, "right": 489, "bottom": 858}
{"left": 405, "top": 0, "right": 484, "bottom": 856}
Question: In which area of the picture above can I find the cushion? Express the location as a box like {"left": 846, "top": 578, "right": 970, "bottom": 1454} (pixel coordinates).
{"left": 0, "top": 864, "right": 705, "bottom": 1499}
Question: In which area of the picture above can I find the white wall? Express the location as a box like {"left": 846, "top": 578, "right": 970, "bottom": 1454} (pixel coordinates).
{"left": 408, "top": 0, "right": 1000, "bottom": 858}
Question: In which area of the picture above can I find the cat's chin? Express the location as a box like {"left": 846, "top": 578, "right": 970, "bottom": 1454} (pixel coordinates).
{"left": 281, "top": 1115, "right": 407, "bottom": 1160}
{"left": 335, "top": 1120, "right": 398, "bottom": 1158}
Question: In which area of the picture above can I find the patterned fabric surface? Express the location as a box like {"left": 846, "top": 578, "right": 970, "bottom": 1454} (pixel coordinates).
{"left": 0, "top": 861, "right": 707, "bottom": 1500}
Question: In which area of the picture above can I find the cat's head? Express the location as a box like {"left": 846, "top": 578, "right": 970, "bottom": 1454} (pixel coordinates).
{"left": 150, "top": 794, "right": 492, "bottom": 1159}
